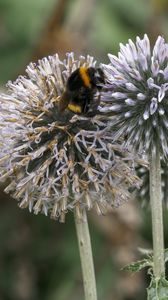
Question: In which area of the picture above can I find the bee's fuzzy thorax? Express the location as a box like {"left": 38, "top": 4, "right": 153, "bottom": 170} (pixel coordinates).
{"left": 79, "top": 67, "right": 91, "bottom": 88}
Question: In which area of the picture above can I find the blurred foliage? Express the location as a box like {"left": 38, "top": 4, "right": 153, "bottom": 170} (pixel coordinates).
{"left": 0, "top": 195, "right": 125, "bottom": 300}
{"left": 1, "top": 0, "right": 168, "bottom": 299}
{"left": 1, "top": 0, "right": 168, "bottom": 83}
{"left": 90, "top": 0, "right": 151, "bottom": 58}
{"left": 0, "top": 0, "right": 56, "bottom": 82}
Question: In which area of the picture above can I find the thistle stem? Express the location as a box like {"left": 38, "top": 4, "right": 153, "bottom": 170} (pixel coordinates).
{"left": 74, "top": 209, "right": 97, "bottom": 300}
{"left": 149, "top": 144, "right": 165, "bottom": 278}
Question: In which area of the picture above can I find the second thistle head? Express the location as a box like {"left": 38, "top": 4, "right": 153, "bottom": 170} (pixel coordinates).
{"left": 102, "top": 34, "right": 168, "bottom": 157}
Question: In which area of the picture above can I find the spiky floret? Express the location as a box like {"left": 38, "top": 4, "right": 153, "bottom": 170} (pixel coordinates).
{"left": 0, "top": 53, "right": 141, "bottom": 221}
{"left": 101, "top": 34, "right": 168, "bottom": 157}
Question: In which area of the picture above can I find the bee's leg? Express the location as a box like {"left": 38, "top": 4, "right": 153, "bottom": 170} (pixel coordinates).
{"left": 92, "top": 92, "right": 101, "bottom": 111}
{"left": 82, "top": 95, "right": 91, "bottom": 114}
{"left": 97, "top": 93, "right": 101, "bottom": 107}
{"left": 86, "top": 93, "right": 101, "bottom": 117}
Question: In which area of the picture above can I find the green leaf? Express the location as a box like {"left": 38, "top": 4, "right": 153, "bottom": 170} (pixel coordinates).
{"left": 122, "top": 257, "right": 153, "bottom": 273}
{"left": 147, "top": 277, "right": 168, "bottom": 300}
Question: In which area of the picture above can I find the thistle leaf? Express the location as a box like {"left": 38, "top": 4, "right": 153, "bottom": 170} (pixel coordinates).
{"left": 122, "top": 257, "right": 152, "bottom": 273}
{"left": 147, "top": 277, "right": 168, "bottom": 300}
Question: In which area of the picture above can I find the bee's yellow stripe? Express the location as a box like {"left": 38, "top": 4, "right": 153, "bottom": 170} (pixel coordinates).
{"left": 68, "top": 103, "right": 82, "bottom": 113}
{"left": 79, "top": 67, "right": 91, "bottom": 88}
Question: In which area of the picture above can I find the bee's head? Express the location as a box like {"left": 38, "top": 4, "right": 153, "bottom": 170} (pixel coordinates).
{"left": 87, "top": 67, "right": 105, "bottom": 88}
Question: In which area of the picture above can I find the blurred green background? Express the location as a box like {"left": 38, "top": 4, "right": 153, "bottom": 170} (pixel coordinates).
{"left": 1, "top": 0, "right": 168, "bottom": 299}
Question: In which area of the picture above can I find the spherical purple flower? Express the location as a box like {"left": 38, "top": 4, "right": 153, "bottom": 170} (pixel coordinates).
{"left": 102, "top": 35, "right": 168, "bottom": 157}
{"left": 0, "top": 53, "right": 141, "bottom": 221}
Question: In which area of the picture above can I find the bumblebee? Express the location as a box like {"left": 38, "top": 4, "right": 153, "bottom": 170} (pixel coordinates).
{"left": 59, "top": 67, "right": 105, "bottom": 114}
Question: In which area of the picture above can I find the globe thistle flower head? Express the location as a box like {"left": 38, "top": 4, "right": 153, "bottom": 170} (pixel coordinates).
{"left": 0, "top": 53, "right": 141, "bottom": 221}
{"left": 102, "top": 34, "right": 168, "bottom": 157}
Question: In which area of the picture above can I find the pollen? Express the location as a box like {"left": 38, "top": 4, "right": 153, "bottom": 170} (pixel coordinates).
{"left": 68, "top": 103, "right": 82, "bottom": 113}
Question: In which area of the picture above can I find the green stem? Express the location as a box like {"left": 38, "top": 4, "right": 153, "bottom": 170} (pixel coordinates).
{"left": 149, "top": 144, "right": 165, "bottom": 278}
{"left": 74, "top": 209, "right": 97, "bottom": 300}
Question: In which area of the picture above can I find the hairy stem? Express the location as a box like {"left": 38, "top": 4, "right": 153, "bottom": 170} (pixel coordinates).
{"left": 74, "top": 209, "right": 97, "bottom": 300}
{"left": 149, "top": 145, "right": 165, "bottom": 278}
